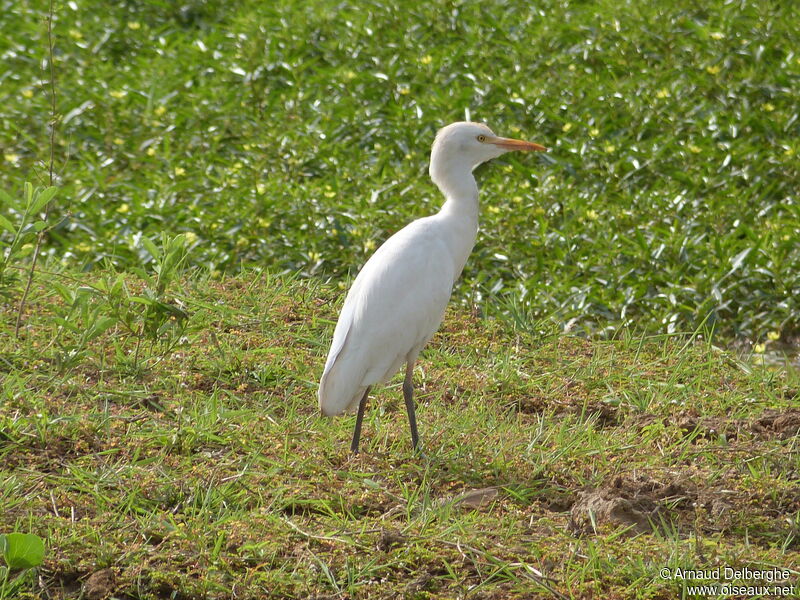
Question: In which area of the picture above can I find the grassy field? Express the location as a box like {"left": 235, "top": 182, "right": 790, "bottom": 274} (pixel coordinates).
{"left": 1, "top": 0, "right": 800, "bottom": 598}
{"left": 1, "top": 272, "right": 798, "bottom": 599}
{"left": 1, "top": 0, "right": 798, "bottom": 339}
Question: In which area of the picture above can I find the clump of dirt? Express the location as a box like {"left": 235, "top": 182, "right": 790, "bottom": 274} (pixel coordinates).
{"left": 751, "top": 409, "right": 800, "bottom": 440}
{"left": 377, "top": 528, "right": 406, "bottom": 552}
{"left": 676, "top": 408, "right": 800, "bottom": 443}
{"left": 83, "top": 568, "right": 115, "bottom": 600}
{"left": 570, "top": 474, "right": 696, "bottom": 535}
{"left": 516, "top": 380, "right": 619, "bottom": 427}
{"left": 677, "top": 414, "right": 741, "bottom": 441}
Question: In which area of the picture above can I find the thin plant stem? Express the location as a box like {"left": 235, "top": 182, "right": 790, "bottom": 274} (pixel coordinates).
{"left": 15, "top": 0, "right": 58, "bottom": 338}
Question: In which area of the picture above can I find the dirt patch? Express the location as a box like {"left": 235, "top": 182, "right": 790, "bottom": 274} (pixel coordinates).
{"left": 751, "top": 409, "right": 800, "bottom": 440}
{"left": 377, "top": 528, "right": 406, "bottom": 552}
{"left": 675, "top": 408, "right": 800, "bottom": 442}
{"left": 570, "top": 474, "right": 696, "bottom": 535}
{"left": 83, "top": 568, "right": 115, "bottom": 600}
{"left": 516, "top": 379, "right": 619, "bottom": 427}
{"left": 677, "top": 414, "right": 741, "bottom": 441}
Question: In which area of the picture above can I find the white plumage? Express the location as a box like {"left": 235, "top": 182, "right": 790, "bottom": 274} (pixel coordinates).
{"left": 319, "top": 121, "right": 547, "bottom": 452}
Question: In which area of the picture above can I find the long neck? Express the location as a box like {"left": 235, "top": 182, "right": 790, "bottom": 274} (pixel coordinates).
{"left": 430, "top": 160, "right": 479, "bottom": 223}
{"left": 429, "top": 158, "right": 480, "bottom": 279}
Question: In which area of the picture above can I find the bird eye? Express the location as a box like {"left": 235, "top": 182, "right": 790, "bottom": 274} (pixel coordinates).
{"left": 477, "top": 135, "right": 486, "bottom": 142}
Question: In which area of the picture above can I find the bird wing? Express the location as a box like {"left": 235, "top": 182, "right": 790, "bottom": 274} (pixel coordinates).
{"left": 319, "top": 216, "right": 456, "bottom": 415}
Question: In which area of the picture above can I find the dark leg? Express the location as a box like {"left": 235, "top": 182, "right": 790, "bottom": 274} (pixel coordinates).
{"left": 350, "top": 386, "right": 371, "bottom": 454}
{"left": 403, "top": 362, "right": 420, "bottom": 451}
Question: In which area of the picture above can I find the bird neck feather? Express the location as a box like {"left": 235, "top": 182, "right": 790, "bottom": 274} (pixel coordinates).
{"left": 430, "top": 161, "right": 479, "bottom": 220}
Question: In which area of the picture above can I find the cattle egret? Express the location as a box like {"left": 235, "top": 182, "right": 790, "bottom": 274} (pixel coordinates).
{"left": 319, "top": 121, "right": 547, "bottom": 453}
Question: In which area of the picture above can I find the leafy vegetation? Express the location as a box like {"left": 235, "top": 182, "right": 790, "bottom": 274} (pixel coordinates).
{"left": 1, "top": 533, "right": 45, "bottom": 597}
{"left": 1, "top": 0, "right": 797, "bottom": 339}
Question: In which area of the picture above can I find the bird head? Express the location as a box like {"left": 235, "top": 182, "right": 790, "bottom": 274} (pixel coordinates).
{"left": 430, "top": 122, "right": 547, "bottom": 176}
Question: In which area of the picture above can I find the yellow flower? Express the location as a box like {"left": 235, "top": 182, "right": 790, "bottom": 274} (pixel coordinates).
{"left": 512, "top": 196, "right": 522, "bottom": 203}
{"left": 127, "top": 21, "right": 141, "bottom": 30}
{"left": 146, "top": 147, "right": 156, "bottom": 157}
{"left": 257, "top": 217, "right": 271, "bottom": 227}
{"left": 343, "top": 70, "right": 356, "bottom": 81}
{"left": 397, "top": 84, "right": 410, "bottom": 95}
{"left": 363, "top": 239, "right": 376, "bottom": 251}
{"left": 154, "top": 105, "right": 167, "bottom": 116}
{"left": 586, "top": 209, "right": 599, "bottom": 220}
{"left": 4, "top": 153, "right": 20, "bottom": 164}
{"left": 767, "top": 331, "right": 780, "bottom": 341}
{"left": 590, "top": 128, "right": 599, "bottom": 137}
{"left": 76, "top": 242, "right": 92, "bottom": 252}
{"left": 604, "top": 144, "right": 616, "bottom": 153}
{"left": 184, "top": 231, "right": 198, "bottom": 244}
{"left": 487, "top": 206, "right": 501, "bottom": 214}
{"left": 256, "top": 183, "right": 267, "bottom": 195}
{"left": 324, "top": 190, "right": 336, "bottom": 198}
{"left": 113, "top": 137, "right": 124, "bottom": 145}
{"left": 710, "top": 32, "right": 725, "bottom": 40}
{"left": 109, "top": 90, "right": 127, "bottom": 99}
{"left": 784, "top": 147, "right": 795, "bottom": 156}
{"left": 22, "top": 89, "right": 34, "bottom": 99}
{"left": 309, "top": 251, "right": 321, "bottom": 262}
{"left": 420, "top": 55, "right": 432, "bottom": 65}
{"left": 562, "top": 123, "right": 573, "bottom": 133}
{"left": 762, "top": 103, "right": 775, "bottom": 112}
{"left": 174, "top": 166, "right": 186, "bottom": 176}
{"left": 242, "top": 143, "right": 251, "bottom": 151}
{"left": 753, "top": 343, "right": 766, "bottom": 354}
{"left": 706, "top": 65, "right": 721, "bottom": 75}
{"left": 116, "top": 203, "right": 130, "bottom": 213}
{"left": 68, "top": 29, "right": 83, "bottom": 40}
{"left": 656, "top": 88, "right": 670, "bottom": 99}
{"left": 688, "top": 144, "right": 702, "bottom": 154}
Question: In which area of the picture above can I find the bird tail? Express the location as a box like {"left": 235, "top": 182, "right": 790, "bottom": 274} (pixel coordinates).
{"left": 318, "top": 360, "right": 366, "bottom": 417}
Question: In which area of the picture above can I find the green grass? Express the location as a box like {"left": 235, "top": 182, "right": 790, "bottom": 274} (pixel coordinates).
{"left": 1, "top": 0, "right": 799, "bottom": 597}
{"left": 1, "top": 0, "right": 798, "bottom": 339}
{"left": 1, "top": 271, "right": 799, "bottom": 598}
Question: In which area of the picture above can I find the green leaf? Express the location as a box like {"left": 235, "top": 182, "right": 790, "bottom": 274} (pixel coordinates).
{"left": 87, "top": 316, "right": 117, "bottom": 341}
{"left": 142, "top": 237, "right": 160, "bottom": 260}
{"left": 1, "top": 532, "right": 45, "bottom": 570}
{"left": 52, "top": 317, "right": 81, "bottom": 333}
{"left": 30, "top": 186, "right": 58, "bottom": 214}
{"left": 111, "top": 274, "right": 125, "bottom": 296}
{"left": 0, "top": 214, "right": 16, "bottom": 235}
{"left": 129, "top": 296, "right": 157, "bottom": 306}
{"left": 23, "top": 182, "right": 33, "bottom": 208}
{"left": 0, "top": 188, "right": 14, "bottom": 207}
{"left": 729, "top": 247, "right": 752, "bottom": 273}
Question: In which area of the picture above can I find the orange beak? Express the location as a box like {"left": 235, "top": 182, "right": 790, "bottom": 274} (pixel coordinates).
{"left": 487, "top": 136, "right": 548, "bottom": 152}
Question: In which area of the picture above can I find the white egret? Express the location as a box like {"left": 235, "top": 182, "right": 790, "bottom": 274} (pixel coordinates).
{"left": 319, "top": 121, "right": 547, "bottom": 453}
